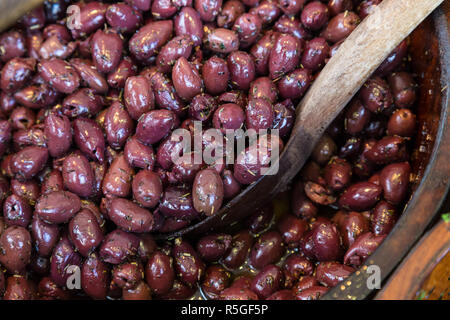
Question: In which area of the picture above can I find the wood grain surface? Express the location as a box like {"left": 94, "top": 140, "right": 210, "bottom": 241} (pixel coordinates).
{"left": 0, "top": 0, "right": 46, "bottom": 33}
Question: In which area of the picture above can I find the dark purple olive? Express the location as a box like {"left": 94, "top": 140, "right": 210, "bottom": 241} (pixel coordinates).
{"left": 282, "top": 254, "right": 314, "bottom": 288}
{"left": 69, "top": 209, "right": 103, "bottom": 257}
{"left": 62, "top": 153, "right": 95, "bottom": 198}
{"left": 338, "top": 181, "right": 382, "bottom": 211}
{"left": 124, "top": 76, "right": 155, "bottom": 120}
{"left": 201, "top": 265, "right": 232, "bottom": 299}
{"left": 324, "top": 157, "right": 352, "bottom": 191}
{"left": 0, "top": 226, "right": 31, "bottom": 274}
{"left": 251, "top": 264, "right": 284, "bottom": 299}
{"left": 3, "top": 194, "right": 31, "bottom": 227}
{"left": 269, "top": 34, "right": 302, "bottom": 80}
{"left": 196, "top": 233, "right": 232, "bottom": 262}
{"left": 104, "top": 101, "right": 134, "bottom": 150}
{"left": 50, "top": 235, "right": 82, "bottom": 286}
{"left": 335, "top": 211, "right": 370, "bottom": 248}
{"left": 365, "top": 136, "right": 407, "bottom": 165}
{"left": 35, "top": 191, "right": 81, "bottom": 224}
{"left": 387, "top": 108, "right": 416, "bottom": 137}
{"left": 81, "top": 252, "right": 110, "bottom": 300}
{"left": 370, "top": 201, "right": 397, "bottom": 236}
{"left": 106, "top": 3, "right": 142, "bottom": 34}
{"left": 250, "top": 231, "right": 285, "bottom": 269}
{"left": 174, "top": 7, "right": 204, "bottom": 46}
{"left": 301, "top": 1, "right": 329, "bottom": 31}
{"left": 31, "top": 215, "right": 59, "bottom": 257}
{"left": 172, "top": 238, "right": 205, "bottom": 287}
{"left": 315, "top": 261, "right": 355, "bottom": 287}
{"left": 145, "top": 251, "right": 174, "bottom": 295}
{"left": 38, "top": 58, "right": 80, "bottom": 94}
{"left": 112, "top": 261, "right": 144, "bottom": 290}
{"left": 73, "top": 118, "right": 105, "bottom": 164}
{"left": 343, "top": 232, "right": 386, "bottom": 266}
{"left": 321, "top": 11, "right": 360, "bottom": 43}
{"left": 11, "top": 146, "right": 48, "bottom": 180}
{"left": 379, "top": 162, "right": 411, "bottom": 205}
{"left": 99, "top": 229, "right": 139, "bottom": 265}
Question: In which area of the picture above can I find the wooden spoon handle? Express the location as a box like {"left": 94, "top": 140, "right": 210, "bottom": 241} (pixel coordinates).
{"left": 297, "top": 0, "right": 444, "bottom": 137}
{"left": 0, "top": 0, "right": 46, "bottom": 33}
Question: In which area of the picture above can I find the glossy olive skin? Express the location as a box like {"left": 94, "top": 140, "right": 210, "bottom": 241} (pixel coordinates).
{"left": 301, "top": 1, "right": 329, "bottom": 31}
{"left": 282, "top": 254, "right": 314, "bottom": 288}
{"left": 131, "top": 170, "right": 162, "bottom": 209}
{"left": 334, "top": 211, "right": 370, "bottom": 248}
{"left": 380, "top": 162, "right": 411, "bottom": 205}
{"left": 304, "top": 219, "right": 342, "bottom": 262}
{"left": 1, "top": 57, "right": 35, "bottom": 93}
{"left": 112, "top": 261, "right": 143, "bottom": 290}
{"left": 3, "top": 276, "right": 36, "bottom": 300}
{"left": 277, "top": 68, "right": 312, "bottom": 100}
{"left": 249, "top": 1, "right": 281, "bottom": 25}
{"left": 50, "top": 235, "right": 82, "bottom": 286}
{"left": 365, "top": 136, "right": 407, "bottom": 165}
{"left": 376, "top": 40, "right": 408, "bottom": 76}
{"left": 104, "top": 102, "right": 134, "bottom": 150}
{"left": 328, "top": 0, "right": 353, "bottom": 16}
{"left": 370, "top": 201, "right": 397, "bottom": 236}
{"left": 106, "top": 3, "right": 142, "bottom": 34}
{"left": 62, "top": 153, "right": 95, "bottom": 198}
{"left": 359, "top": 76, "right": 393, "bottom": 113}
{"left": 145, "top": 251, "right": 174, "bottom": 296}
{"left": 157, "top": 35, "right": 194, "bottom": 74}
{"left": 251, "top": 264, "right": 284, "bottom": 299}
{"left": 172, "top": 238, "right": 205, "bottom": 287}
{"left": 233, "top": 13, "right": 263, "bottom": 49}
{"left": 0, "top": 31, "right": 26, "bottom": 62}
{"left": 293, "top": 276, "right": 318, "bottom": 293}
{"left": 129, "top": 20, "right": 173, "bottom": 64}
{"left": 202, "top": 56, "right": 230, "bottom": 95}
{"left": 387, "top": 108, "right": 416, "bottom": 137}
{"left": 213, "top": 103, "right": 246, "bottom": 133}
{"left": 277, "top": 215, "right": 308, "bottom": 248}
{"left": 37, "top": 277, "right": 70, "bottom": 300}
{"left": 201, "top": 265, "right": 231, "bottom": 299}
{"left": 227, "top": 51, "right": 256, "bottom": 91}
{"left": 315, "top": 261, "right": 355, "bottom": 287}
{"left": 122, "top": 281, "right": 152, "bottom": 300}
{"left": 2, "top": 194, "right": 31, "bottom": 227}
{"left": 291, "top": 180, "right": 318, "bottom": 219}
{"left": 196, "top": 233, "right": 232, "bottom": 262}
{"left": 31, "top": 215, "right": 59, "bottom": 257}
{"left": 38, "top": 58, "right": 80, "bottom": 94}
{"left": 387, "top": 72, "right": 416, "bottom": 108}
{"left": 344, "top": 99, "right": 371, "bottom": 135}
{"left": 124, "top": 76, "right": 155, "bottom": 120}
{"left": 159, "top": 185, "right": 199, "bottom": 221}
{"left": 81, "top": 252, "right": 110, "bottom": 300}
{"left": 219, "top": 286, "right": 259, "bottom": 300}
{"left": 322, "top": 11, "right": 360, "bottom": 43}
{"left": 338, "top": 181, "right": 382, "bottom": 211}
{"left": 99, "top": 229, "right": 140, "bottom": 264}
{"left": 295, "top": 285, "right": 329, "bottom": 300}
{"left": 245, "top": 98, "right": 274, "bottom": 130}
{"left": 220, "top": 230, "right": 252, "bottom": 270}
{"left": 250, "top": 31, "right": 279, "bottom": 76}
{"left": 150, "top": 72, "right": 186, "bottom": 116}
{"left": 324, "top": 157, "right": 352, "bottom": 191}
{"left": 205, "top": 28, "right": 240, "bottom": 54}
{"left": 269, "top": 34, "right": 302, "bottom": 80}
{"left": 278, "top": 0, "right": 306, "bottom": 15}
{"left": 35, "top": 190, "right": 81, "bottom": 224}
{"left": 0, "top": 226, "right": 31, "bottom": 274}
{"left": 68, "top": 209, "right": 104, "bottom": 257}
{"left": 218, "top": 0, "right": 245, "bottom": 28}
{"left": 107, "top": 57, "right": 137, "bottom": 89}
{"left": 73, "top": 118, "right": 105, "bottom": 164}
{"left": 102, "top": 154, "right": 134, "bottom": 198}
{"left": 172, "top": 57, "right": 203, "bottom": 101}
{"left": 11, "top": 146, "right": 49, "bottom": 180}
{"left": 249, "top": 231, "right": 285, "bottom": 269}
{"left": 173, "top": 7, "right": 203, "bottom": 47}
{"left": 343, "top": 232, "right": 386, "bottom": 266}
{"left": 109, "top": 198, "right": 154, "bottom": 233}
{"left": 61, "top": 88, "right": 104, "bottom": 119}
{"left": 192, "top": 169, "right": 224, "bottom": 216}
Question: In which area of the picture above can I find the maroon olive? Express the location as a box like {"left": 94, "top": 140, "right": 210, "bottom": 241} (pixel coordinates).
{"left": 145, "top": 251, "right": 174, "bottom": 296}
{"left": 1, "top": 57, "right": 35, "bottom": 93}
{"left": 227, "top": 51, "right": 256, "bottom": 91}
{"left": 291, "top": 180, "right": 318, "bottom": 219}
{"left": 301, "top": 37, "right": 330, "bottom": 71}
{"left": 370, "top": 201, "right": 397, "bottom": 236}
{"left": 221, "top": 229, "right": 253, "bottom": 270}
{"left": 129, "top": 20, "right": 173, "bottom": 64}
{"left": 31, "top": 215, "right": 59, "bottom": 257}
{"left": 336, "top": 211, "right": 370, "bottom": 248}
{"left": 380, "top": 162, "right": 411, "bottom": 205}
{"left": 277, "top": 214, "right": 308, "bottom": 247}
{"left": 136, "top": 109, "right": 177, "bottom": 146}
{"left": 278, "top": 0, "right": 306, "bottom": 15}
{"left": 156, "top": 133, "right": 187, "bottom": 170}
{"left": 274, "top": 15, "right": 312, "bottom": 41}
{"left": 365, "top": 136, "right": 407, "bottom": 165}
{"left": 150, "top": 71, "right": 186, "bottom": 116}
{"left": 343, "top": 232, "right": 386, "bottom": 266}
{"left": 324, "top": 157, "right": 352, "bottom": 191}
{"left": 322, "top": 11, "right": 360, "bottom": 43}
{"left": 188, "top": 94, "right": 218, "bottom": 122}
{"left": 70, "top": 1, "right": 107, "bottom": 38}
{"left": 295, "top": 285, "right": 329, "bottom": 300}
{"left": 233, "top": 13, "right": 263, "bottom": 48}
{"left": 201, "top": 265, "right": 232, "bottom": 299}
{"left": 375, "top": 40, "right": 408, "bottom": 76}
{"left": 387, "top": 108, "right": 416, "bottom": 137}
{"left": 213, "top": 103, "right": 246, "bottom": 133}
{"left": 62, "top": 153, "right": 95, "bottom": 198}
{"left": 338, "top": 181, "right": 382, "bottom": 211}
{"left": 104, "top": 102, "right": 134, "bottom": 150}
{"left": 218, "top": 90, "right": 248, "bottom": 108}
{"left": 328, "top": 0, "right": 353, "bottom": 16}
{"left": 358, "top": 0, "right": 382, "bottom": 19}
{"left": 61, "top": 88, "right": 104, "bottom": 118}
{"left": 3, "top": 276, "right": 36, "bottom": 300}
{"left": 107, "top": 57, "right": 138, "bottom": 89}
{"left": 250, "top": 30, "right": 279, "bottom": 76}
{"left": 38, "top": 58, "right": 80, "bottom": 94}
{"left": 217, "top": 0, "right": 245, "bottom": 28}
{"left": 158, "top": 279, "right": 196, "bottom": 299}
{"left": 172, "top": 238, "right": 205, "bottom": 287}
{"left": 131, "top": 170, "right": 162, "bottom": 209}
{"left": 37, "top": 277, "right": 70, "bottom": 300}
{"left": 0, "top": 31, "right": 26, "bottom": 62}
{"left": 304, "top": 181, "right": 336, "bottom": 205}
{"left": 222, "top": 169, "right": 242, "bottom": 199}
{"left": 172, "top": 57, "right": 203, "bottom": 101}
{"left": 81, "top": 252, "right": 110, "bottom": 300}
{"left": 202, "top": 57, "right": 229, "bottom": 95}
{"left": 301, "top": 1, "right": 329, "bottom": 31}
{"left": 109, "top": 198, "right": 154, "bottom": 233}
{"left": 277, "top": 68, "right": 312, "bottom": 100}
{"left": 159, "top": 185, "right": 199, "bottom": 221}
{"left": 73, "top": 118, "right": 105, "bottom": 164}
{"left": 50, "top": 235, "right": 82, "bottom": 286}
{"left": 69, "top": 209, "right": 103, "bottom": 257}
{"left": 0, "top": 119, "right": 12, "bottom": 156}
{"left": 156, "top": 35, "right": 194, "bottom": 74}
{"left": 249, "top": 77, "right": 278, "bottom": 103}
{"left": 250, "top": 231, "right": 285, "bottom": 269}
{"left": 102, "top": 154, "right": 134, "bottom": 198}
{"left": 283, "top": 254, "right": 314, "bottom": 288}
{"left": 359, "top": 76, "right": 393, "bottom": 113}
{"left": 35, "top": 191, "right": 81, "bottom": 224}
{"left": 124, "top": 76, "right": 155, "bottom": 120}
{"left": 245, "top": 98, "right": 274, "bottom": 130}
{"left": 344, "top": 99, "right": 371, "bottom": 135}
{"left": 245, "top": 204, "right": 274, "bottom": 234}
{"left": 269, "top": 34, "right": 302, "bottom": 80}
{"left": 69, "top": 60, "right": 108, "bottom": 92}
{"left": 126, "top": 0, "right": 151, "bottom": 11}
{"left": 310, "top": 219, "right": 342, "bottom": 261}
{"left": 3, "top": 194, "right": 31, "bottom": 227}
{"left": 10, "top": 178, "right": 40, "bottom": 205}
{"left": 106, "top": 3, "right": 142, "bottom": 34}
{"left": 249, "top": 1, "right": 281, "bottom": 25}
{"left": 122, "top": 281, "right": 152, "bottom": 300}
{"left": 112, "top": 261, "right": 144, "bottom": 290}
{"left": 99, "top": 229, "right": 140, "bottom": 264}
{"left": 124, "top": 137, "right": 155, "bottom": 170}
{"left": 196, "top": 233, "right": 232, "bottom": 262}
{"left": 266, "top": 290, "right": 295, "bottom": 300}
{"left": 316, "top": 261, "right": 355, "bottom": 287}
{"left": 11, "top": 146, "right": 48, "bottom": 180}
{"left": 10, "top": 106, "right": 35, "bottom": 131}
{"left": 195, "top": 0, "right": 222, "bottom": 22}
{"left": 0, "top": 226, "right": 31, "bottom": 274}
{"left": 251, "top": 264, "right": 284, "bottom": 299}
{"left": 205, "top": 28, "right": 240, "bottom": 54}
{"left": 174, "top": 7, "right": 204, "bottom": 46}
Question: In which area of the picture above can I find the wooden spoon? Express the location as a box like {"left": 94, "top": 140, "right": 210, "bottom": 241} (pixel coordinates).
{"left": 0, "top": 0, "right": 46, "bottom": 33}
{"left": 158, "top": 0, "right": 444, "bottom": 240}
